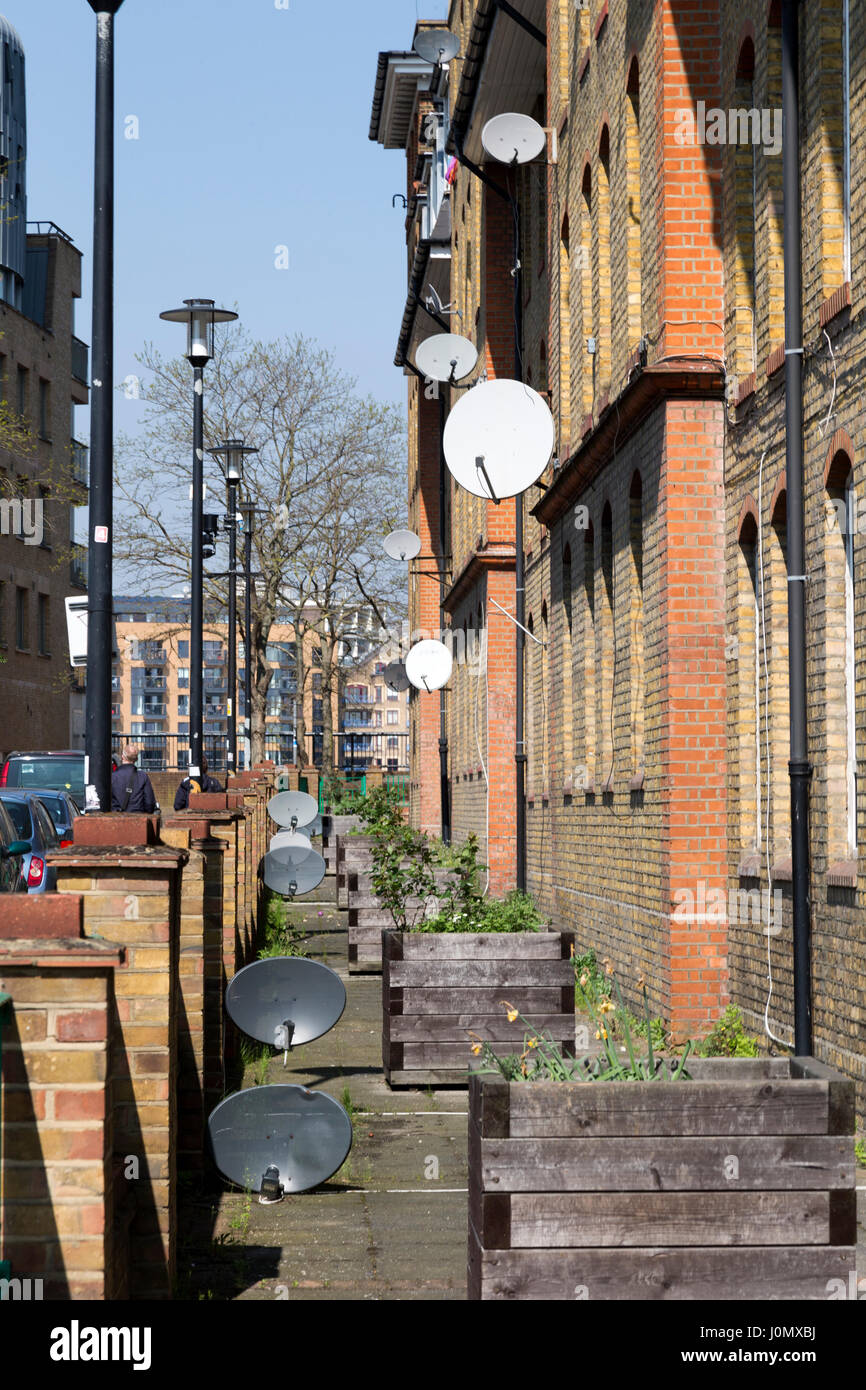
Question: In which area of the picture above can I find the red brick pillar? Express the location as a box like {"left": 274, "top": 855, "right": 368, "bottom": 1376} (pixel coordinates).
{"left": 0, "top": 896, "right": 121, "bottom": 1300}
{"left": 49, "top": 814, "right": 187, "bottom": 1299}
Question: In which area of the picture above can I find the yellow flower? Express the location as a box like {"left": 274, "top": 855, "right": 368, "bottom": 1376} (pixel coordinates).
{"left": 527, "top": 1037, "right": 539, "bottom": 1049}
{"left": 637, "top": 975, "right": 646, "bottom": 989}
{"left": 604, "top": 959, "right": 614, "bottom": 977}
{"left": 471, "top": 1043, "right": 482, "bottom": 1055}
{"left": 595, "top": 1027, "right": 608, "bottom": 1041}
{"left": 599, "top": 998, "right": 614, "bottom": 1015}
{"left": 503, "top": 1001, "right": 519, "bottom": 1023}
{"left": 579, "top": 973, "right": 589, "bottom": 988}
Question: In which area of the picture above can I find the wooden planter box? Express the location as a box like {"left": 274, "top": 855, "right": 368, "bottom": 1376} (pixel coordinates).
{"left": 468, "top": 1057, "right": 857, "bottom": 1300}
{"left": 383, "top": 928, "right": 576, "bottom": 1086}
{"left": 322, "top": 815, "right": 361, "bottom": 871}
{"left": 335, "top": 833, "right": 373, "bottom": 912}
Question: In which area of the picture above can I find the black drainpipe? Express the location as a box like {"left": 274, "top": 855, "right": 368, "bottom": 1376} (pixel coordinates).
{"left": 782, "top": 0, "right": 812, "bottom": 1056}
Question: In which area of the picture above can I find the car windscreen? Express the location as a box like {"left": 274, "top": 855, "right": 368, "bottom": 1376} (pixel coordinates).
{"left": 0, "top": 798, "right": 32, "bottom": 839}
{"left": 32, "top": 794, "right": 70, "bottom": 827}
{"left": 11, "top": 759, "right": 85, "bottom": 799}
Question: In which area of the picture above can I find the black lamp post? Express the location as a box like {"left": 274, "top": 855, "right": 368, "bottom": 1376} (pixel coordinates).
{"left": 84, "top": 0, "right": 124, "bottom": 811}
{"left": 209, "top": 441, "right": 258, "bottom": 773}
{"left": 238, "top": 501, "right": 258, "bottom": 770}
{"left": 159, "top": 300, "right": 237, "bottom": 782}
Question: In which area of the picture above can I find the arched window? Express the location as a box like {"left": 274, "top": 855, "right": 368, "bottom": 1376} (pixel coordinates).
{"left": 598, "top": 127, "right": 612, "bottom": 396}
{"left": 733, "top": 37, "right": 757, "bottom": 378}
{"left": 825, "top": 453, "right": 857, "bottom": 856}
{"left": 625, "top": 59, "right": 642, "bottom": 349}
{"left": 539, "top": 339, "right": 548, "bottom": 396}
{"left": 580, "top": 164, "right": 593, "bottom": 420}
{"left": 559, "top": 214, "right": 572, "bottom": 447}
{"left": 561, "top": 545, "right": 574, "bottom": 784}
{"left": 737, "top": 513, "right": 761, "bottom": 850}
{"left": 600, "top": 501, "right": 614, "bottom": 787}
{"left": 582, "top": 521, "right": 596, "bottom": 787}
{"left": 629, "top": 474, "right": 644, "bottom": 776}
{"left": 766, "top": 4, "right": 784, "bottom": 351}
{"left": 819, "top": 0, "right": 851, "bottom": 292}
{"left": 526, "top": 612, "right": 536, "bottom": 796}
{"left": 541, "top": 601, "right": 550, "bottom": 792}
{"left": 769, "top": 492, "right": 790, "bottom": 859}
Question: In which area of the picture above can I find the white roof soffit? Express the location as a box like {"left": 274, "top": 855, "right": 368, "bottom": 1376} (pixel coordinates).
{"left": 377, "top": 54, "right": 434, "bottom": 150}
{"left": 462, "top": 1, "right": 547, "bottom": 164}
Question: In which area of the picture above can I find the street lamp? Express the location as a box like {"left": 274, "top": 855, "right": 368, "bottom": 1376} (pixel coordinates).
{"left": 159, "top": 299, "right": 237, "bottom": 783}
{"left": 208, "top": 441, "right": 258, "bottom": 772}
{"left": 84, "top": 0, "right": 125, "bottom": 812}
{"left": 238, "top": 501, "right": 261, "bottom": 771}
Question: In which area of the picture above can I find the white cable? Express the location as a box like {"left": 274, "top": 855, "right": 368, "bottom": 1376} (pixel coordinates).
{"left": 819, "top": 329, "right": 837, "bottom": 438}
{"left": 757, "top": 449, "right": 788, "bottom": 1047}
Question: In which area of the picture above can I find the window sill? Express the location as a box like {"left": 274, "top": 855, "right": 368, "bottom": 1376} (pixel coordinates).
{"left": 629, "top": 770, "right": 645, "bottom": 792}
{"left": 766, "top": 341, "right": 786, "bottom": 378}
{"left": 819, "top": 281, "right": 851, "bottom": 330}
{"left": 771, "top": 858, "right": 792, "bottom": 883}
{"left": 594, "top": 2, "right": 609, "bottom": 42}
{"left": 734, "top": 371, "right": 756, "bottom": 406}
{"left": 577, "top": 46, "right": 590, "bottom": 84}
{"left": 738, "top": 853, "right": 761, "bottom": 879}
{"left": 827, "top": 859, "right": 857, "bottom": 889}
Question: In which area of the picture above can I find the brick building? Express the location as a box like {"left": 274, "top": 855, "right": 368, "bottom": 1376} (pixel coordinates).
{"left": 372, "top": 1, "right": 866, "bottom": 1104}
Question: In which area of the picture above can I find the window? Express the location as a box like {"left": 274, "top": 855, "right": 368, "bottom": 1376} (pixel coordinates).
{"left": 387, "top": 710, "right": 399, "bottom": 726}
{"left": 582, "top": 523, "right": 596, "bottom": 784}
{"left": 580, "top": 164, "right": 593, "bottom": 419}
{"left": 597, "top": 127, "right": 611, "bottom": 396}
{"left": 825, "top": 454, "right": 857, "bottom": 856}
{"left": 737, "top": 515, "right": 761, "bottom": 850}
{"left": 375, "top": 685, "right": 383, "bottom": 703}
{"left": 625, "top": 59, "right": 641, "bottom": 347}
{"left": 599, "top": 504, "right": 614, "bottom": 787}
{"left": 818, "top": 0, "right": 851, "bottom": 293}
{"left": 16, "top": 364, "right": 27, "bottom": 418}
{"left": 733, "top": 38, "right": 757, "bottom": 377}
{"left": 15, "top": 585, "right": 28, "bottom": 649}
{"left": 178, "top": 694, "right": 189, "bottom": 715}
{"left": 177, "top": 722, "right": 189, "bottom": 736}
{"left": 769, "top": 493, "right": 790, "bottom": 859}
{"left": 766, "top": 5, "right": 784, "bottom": 348}
{"left": 561, "top": 545, "right": 574, "bottom": 782}
{"left": 203, "top": 641, "right": 223, "bottom": 662}
{"left": 387, "top": 687, "right": 399, "bottom": 701}
{"left": 38, "top": 379, "right": 50, "bottom": 439}
{"left": 37, "top": 593, "right": 49, "bottom": 655}
{"left": 629, "top": 475, "right": 644, "bottom": 776}
{"left": 0, "top": 580, "right": 4, "bottom": 644}
{"left": 178, "top": 640, "right": 189, "bottom": 659}
{"left": 559, "top": 213, "right": 572, "bottom": 446}
{"left": 177, "top": 667, "right": 190, "bottom": 688}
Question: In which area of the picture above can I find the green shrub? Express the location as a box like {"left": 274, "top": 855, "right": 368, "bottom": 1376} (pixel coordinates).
{"left": 696, "top": 1005, "right": 761, "bottom": 1058}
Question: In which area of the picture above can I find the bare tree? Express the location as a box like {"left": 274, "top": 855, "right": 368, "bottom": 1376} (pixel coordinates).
{"left": 114, "top": 325, "right": 407, "bottom": 763}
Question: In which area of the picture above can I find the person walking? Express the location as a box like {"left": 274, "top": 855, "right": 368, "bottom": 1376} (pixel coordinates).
{"left": 173, "top": 757, "right": 224, "bottom": 811}
{"left": 111, "top": 745, "right": 157, "bottom": 814}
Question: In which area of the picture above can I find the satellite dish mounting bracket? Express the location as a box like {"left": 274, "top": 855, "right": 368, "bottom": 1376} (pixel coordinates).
{"left": 475, "top": 456, "right": 500, "bottom": 505}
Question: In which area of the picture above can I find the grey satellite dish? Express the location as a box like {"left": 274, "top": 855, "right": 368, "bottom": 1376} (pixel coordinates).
{"left": 383, "top": 662, "right": 411, "bottom": 694}
{"left": 269, "top": 829, "right": 312, "bottom": 856}
{"left": 481, "top": 112, "right": 547, "bottom": 165}
{"left": 226, "top": 955, "right": 346, "bottom": 1049}
{"left": 413, "top": 28, "right": 460, "bottom": 65}
{"left": 208, "top": 1084, "right": 352, "bottom": 1198}
{"left": 268, "top": 790, "right": 319, "bottom": 831}
{"left": 383, "top": 529, "right": 422, "bottom": 562}
{"left": 262, "top": 846, "right": 326, "bottom": 898}
{"left": 415, "top": 333, "right": 478, "bottom": 384}
{"left": 405, "top": 639, "right": 453, "bottom": 693}
{"left": 443, "top": 379, "right": 555, "bottom": 502}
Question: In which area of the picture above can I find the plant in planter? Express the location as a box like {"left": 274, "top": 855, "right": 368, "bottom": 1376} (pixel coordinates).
{"left": 468, "top": 967, "right": 858, "bottom": 1301}
{"left": 381, "top": 834, "right": 575, "bottom": 1087}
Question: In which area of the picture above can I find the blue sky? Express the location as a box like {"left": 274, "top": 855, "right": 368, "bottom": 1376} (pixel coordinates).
{"left": 18, "top": 0, "right": 450, "bottom": 423}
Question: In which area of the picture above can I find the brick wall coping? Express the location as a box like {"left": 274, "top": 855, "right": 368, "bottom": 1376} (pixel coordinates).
{"left": 0, "top": 938, "right": 123, "bottom": 966}
{"left": 443, "top": 541, "right": 517, "bottom": 614}
{"left": 45, "top": 846, "right": 189, "bottom": 871}
{"left": 532, "top": 359, "right": 726, "bottom": 526}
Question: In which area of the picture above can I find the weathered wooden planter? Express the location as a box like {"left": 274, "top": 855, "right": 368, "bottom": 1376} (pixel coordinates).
{"left": 335, "top": 832, "right": 372, "bottom": 913}
{"left": 383, "top": 928, "right": 576, "bottom": 1086}
{"left": 322, "top": 815, "right": 361, "bottom": 872}
{"left": 468, "top": 1057, "right": 857, "bottom": 1300}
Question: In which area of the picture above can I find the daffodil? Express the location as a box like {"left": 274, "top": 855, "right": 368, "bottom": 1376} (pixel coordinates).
{"left": 599, "top": 998, "right": 614, "bottom": 1015}
{"left": 527, "top": 1037, "right": 539, "bottom": 1048}
{"left": 471, "top": 1043, "right": 482, "bottom": 1055}
{"left": 502, "top": 1001, "right": 519, "bottom": 1023}
{"left": 579, "top": 972, "right": 589, "bottom": 988}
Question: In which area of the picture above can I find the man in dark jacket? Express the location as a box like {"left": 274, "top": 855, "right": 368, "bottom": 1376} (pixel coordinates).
{"left": 111, "top": 745, "right": 158, "bottom": 814}
{"left": 174, "top": 757, "right": 223, "bottom": 811}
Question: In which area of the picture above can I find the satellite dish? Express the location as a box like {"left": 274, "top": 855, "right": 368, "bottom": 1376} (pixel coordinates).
{"left": 262, "top": 847, "right": 326, "bottom": 897}
{"left": 268, "top": 790, "right": 319, "bottom": 831}
{"left": 208, "top": 1084, "right": 352, "bottom": 1197}
{"left": 413, "top": 28, "right": 460, "bottom": 65}
{"left": 415, "top": 334, "right": 478, "bottom": 384}
{"left": 383, "top": 529, "right": 422, "bottom": 562}
{"left": 272, "top": 820, "right": 321, "bottom": 850}
{"left": 443, "top": 379, "right": 554, "bottom": 502}
{"left": 382, "top": 662, "right": 410, "bottom": 694}
{"left": 269, "top": 830, "right": 312, "bottom": 857}
{"left": 405, "top": 639, "right": 453, "bottom": 693}
{"left": 481, "top": 113, "right": 547, "bottom": 165}
{"left": 226, "top": 956, "right": 346, "bottom": 1048}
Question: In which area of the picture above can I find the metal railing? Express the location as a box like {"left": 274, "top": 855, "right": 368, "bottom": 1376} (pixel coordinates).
{"left": 71, "top": 439, "right": 89, "bottom": 487}
{"left": 71, "top": 336, "right": 89, "bottom": 385}
{"left": 70, "top": 542, "right": 88, "bottom": 588}
{"left": 0, "top": 991, "right": 10, "bottom": 1279}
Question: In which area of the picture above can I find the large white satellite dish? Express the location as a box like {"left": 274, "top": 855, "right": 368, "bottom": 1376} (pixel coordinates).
{"left": 415, "top": 334, "right": 478, "bottom": 384}
{"left": 383, "top": 530, "right": 422, "bottom": 562}
{"left": 414, "top": 29, "right": 460, "bottom": 65}
{"left": 443, "top": 379, "right": 555, "bottom": 502}
{"left": 405, "top": 639, "right": 453, "bottom": 693}
{"left": 481, "top": 113, "right": 547, "bottom": 165}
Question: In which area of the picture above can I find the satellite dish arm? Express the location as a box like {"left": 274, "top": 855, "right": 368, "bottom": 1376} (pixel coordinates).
{"left": 452, "top": 125, "right": 511, "bottom": 204}
{"left": 494, "top": 0, "right": 547, "bottom": 48}
{"left": 412, "top": 288, "right": 450, "bottom": 333}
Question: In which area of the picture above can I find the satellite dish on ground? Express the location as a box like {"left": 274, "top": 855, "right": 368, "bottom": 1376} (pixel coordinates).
{"left": 226, "top": 956, "right": 346, "bottom": 1049}
{"left": 208, "top": 1084, "right": 352, "bottom": 1198}
{"left": 383, "top": 662, "right": 410, "bottom": 694}
{"left": 481, "top": 113, "right": 547, "bottom": 165}
{"left": 415, "top": 334, "right": 478, "bottom": 384}
{"left": 383, "top": 529, "right": 422, "bottom": 562}
{"left": 405, "top": 639, "right": 453, "bottom": 693}
{"left": 263, "top": 846, "right": 326, "bottom": 897}
{"left": 268, "top": 790, "right": 319, "bottom": 831}
{"left": 413, "top": 28, "right": 460, "bottom": 65}
{"left": 443, "top": 379, "right": 554, "bottom": 501}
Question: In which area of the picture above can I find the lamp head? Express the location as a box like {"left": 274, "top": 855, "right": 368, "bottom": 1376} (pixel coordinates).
{"left": 159, "top": 298, "right": 238, "bottom": 365}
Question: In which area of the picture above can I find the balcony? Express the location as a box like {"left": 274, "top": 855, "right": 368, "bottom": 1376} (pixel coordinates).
{"left": 70, "top": 542, "right": 88, "bottom": 588}
{"left": 204, "top": 704, "right": 227, "bottom": 718}
{"left": 142, "top": 676, "right": 166, "bottom": 693}
{"left": 71, "top": 336, "right": 89, "bottom": 386}
{"left": 203, "top": 678, "right": 227, "bottom": 694}
{"left": 203, "top": 722, "right": 226, "bottom": 735}
{"left": 131, "top": 702, "right": 167, "bottom": 720}
{"left": 344, "top": 691, "right": 374, "bottom": 706}
{"left": 71, "top": 439, "right": 89, "bottom": 487}
{"left": 131, "top": 646, "right": 166, "bottom": 664}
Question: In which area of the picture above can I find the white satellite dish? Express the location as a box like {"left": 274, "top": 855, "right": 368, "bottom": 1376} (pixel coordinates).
{"left": 383, "top": 529, "right": 422, "bottom": 562}
{"left": 414, "top": 29, "right": 460, "bottom": 66}
{"left": 405, "top": 639, "right": 453, "bottom": 693}
{"left": 443, "top": 379, "right": 555, "bottom": 502}
{"left": 481, "top": 113, "right": 547, "bottom": 165}
{"left": 383, "top": 662, "right": 410, "bottom": 694}
{"left": 415, "top": 334, "right": 478, "bottom": 384}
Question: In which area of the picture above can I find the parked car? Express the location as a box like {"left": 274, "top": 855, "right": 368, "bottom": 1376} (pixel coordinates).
{"left": 20, "top": 788, "right": 81, "bottom": 846}
{"left": 0, "top": 799, "right": 29, "bottom": 892}
{"left": 0, "top": 751, "right": 86, "bottom": 811}
{"left": 0, "top": 791, "right": 61, "bottom": 893}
